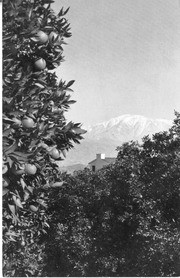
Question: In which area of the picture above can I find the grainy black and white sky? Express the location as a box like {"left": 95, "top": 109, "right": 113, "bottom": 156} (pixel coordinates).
{"left": 52, "top": 0, "right": 180, "bottom": 126}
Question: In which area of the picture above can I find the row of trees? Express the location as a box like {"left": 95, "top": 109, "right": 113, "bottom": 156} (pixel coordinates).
{"left": 39, "top": 112, "right": 180, "bottom": 277}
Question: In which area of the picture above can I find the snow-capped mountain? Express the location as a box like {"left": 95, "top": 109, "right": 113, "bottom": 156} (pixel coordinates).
{"left": 58, "top": 114, "right": 172, "bottom": 167}
{"left": 85, "top": 114, "right": 171, "bottom": 142}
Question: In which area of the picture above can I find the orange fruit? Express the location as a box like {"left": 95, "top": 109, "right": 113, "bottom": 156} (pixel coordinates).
{"left": 35, "top": 30, "right": 48, "bottom": 44}
{"left": 51, "top": 181, "right": 64, "bottom": 188}
{"left": 24, "top": 164, "right": 37, "bottom": 175}
{"left": 34, "top": 58, "right": 46, "bottom": 70}
{"left": 49, "top": 148, "right": 60, "bottom": 159}
{"left": 29, "top": 205, "right": 38, "bottom": 212}
{"left": 22, "top": 117, "right": 35, "bottom": 129}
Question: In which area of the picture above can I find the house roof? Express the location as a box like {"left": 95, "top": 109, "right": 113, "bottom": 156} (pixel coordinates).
{"left": 88, "top": 157, "right": 116, "bottom": 165}
{"left": 104, "top": 157, "right": 116, "bottom": 163}
{"left": 88, "top": 159, "right": 96, "bottom": 164}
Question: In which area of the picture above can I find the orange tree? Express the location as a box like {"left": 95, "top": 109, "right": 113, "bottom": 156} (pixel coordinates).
{"left": 3, "top": 0, "right": 86, "bottom": 276}
{"left": 41, "top": 113, "right": 180, "bottom": 277}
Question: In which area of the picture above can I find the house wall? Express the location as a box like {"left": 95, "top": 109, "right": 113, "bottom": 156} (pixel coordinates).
{"left": 89, "top": 156, "right": 109, "bottom": 171}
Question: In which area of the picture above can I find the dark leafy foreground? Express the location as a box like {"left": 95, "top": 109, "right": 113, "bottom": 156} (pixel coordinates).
{"left": 3, "top": 112, "right": 180, "bottom": 276}
{"left": 39, "top": 112, "right": 180, "bottom": 277}
{"left": 3, "top": 0, "right": 85, "bottom": 276}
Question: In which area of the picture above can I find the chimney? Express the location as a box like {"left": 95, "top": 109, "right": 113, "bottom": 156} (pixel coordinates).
{"left": 96, "top": 153, "right": 105, "bottom": 160}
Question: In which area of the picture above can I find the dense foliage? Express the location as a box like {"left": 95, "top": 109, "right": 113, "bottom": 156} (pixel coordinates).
{"left": 42, "top": 112, "right": 180, "bottom": 277}
{"left": 3, "top": 0, "right": 86, "bottom": 276}
{"left": 3, "top": 0, "right": 180, "bottom": 276}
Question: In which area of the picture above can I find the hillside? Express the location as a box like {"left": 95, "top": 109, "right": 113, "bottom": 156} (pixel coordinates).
{"left": 58, "top": 114, "right": 172, "bottom": 168}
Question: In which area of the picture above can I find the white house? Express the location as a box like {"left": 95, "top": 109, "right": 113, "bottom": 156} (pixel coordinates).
{"left": 88, "top": 153, "right": 116, "bottom": 172}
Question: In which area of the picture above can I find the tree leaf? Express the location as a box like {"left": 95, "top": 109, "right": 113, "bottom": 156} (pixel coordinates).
{"left": 66, "top": 80, "right": 75, "bottom": 88}
{"left": 9, "top": 236, "right": 17, "bottom": 242}
{"left": 61, "top": 149, "right": 66, "bottom": 158}
{"left": 34, "top": 82, "right": 45, "bottom": 89}
{"left": 3, "top": 128, "right": 12, "bottom": 137}
{"left": 3, "top": 177, "right": 10, "bottom": 187}
{"left": 63, "top": 7, "right": 70, "bottom": 15}
{"left": 12, "top": 196, "right": 23, "bottom": 209}
{"left": 20, "top": 178, "right": 27, "bottom": 189}
{"left": 3, "top": 97, "right": 13, "bottom": 104}
{"left": 67, "top": 100, "right": 76, "bottom": 105}
{"left": 13, "top": 151, "right": 31, "bottom": 159}
{"left": 27, "top": 186, "right": 34, "bottom": 194}
{"left": 4, "top": 141, "right": 18, "bottom": 155}
{"left": 3, "top": 116, "right": 15, "bottom": 124}
{"left": 6, "top": 231, "right": 19, "bottom": 237}
{"left": 72, "top": 127, "right": 87, "bottom": 135}
{"left": 3, "top": 188, "right": 9, "bottom": 196}
{"left": 6, "top": 156, "right": 14, "bottom": 167}
{"left": 8, "top": 204, "right": 16, "bottom": 215}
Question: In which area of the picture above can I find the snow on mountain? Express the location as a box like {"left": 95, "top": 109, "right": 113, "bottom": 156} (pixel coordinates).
{"left": 85, "top": 114, "right": 171, "bottom": 141}
{"left": 58, "top": 114, "right": 172, "bottom": 167}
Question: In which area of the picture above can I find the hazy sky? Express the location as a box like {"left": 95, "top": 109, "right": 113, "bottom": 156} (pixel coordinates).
{"left": 52, "top": 0, "right": 180, "bottom": 126}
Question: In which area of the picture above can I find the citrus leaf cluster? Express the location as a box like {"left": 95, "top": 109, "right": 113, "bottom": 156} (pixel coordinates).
{"left": 41, "top": 113, "right": 180, "bottom": 277}
{"left": 3, "top": 1, "right": 86, "bottom": 275}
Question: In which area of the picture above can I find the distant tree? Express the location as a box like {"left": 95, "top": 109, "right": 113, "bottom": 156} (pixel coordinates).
{"left": 3, "top": 0, "right": 86, "bottom": 276}
{"left": 42, "top": 112, "right": 180, "bottom": 277}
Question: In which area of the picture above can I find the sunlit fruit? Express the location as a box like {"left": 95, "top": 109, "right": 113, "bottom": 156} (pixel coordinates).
{"left": 49, "top": 100, "right": 54, "bottom": 106}
{"left": 49, "top": 148, "right": 60, "bottom": 159}
{"left": 34, "top": 58, "right": 46, "bottom": 70}
{"left": 2, "top": 163, "right": 8, "bottom": 174}
{"left": 51, "top": 181, "right": 64, "bottom": 188}
{"left": 11, "top": 163, "right": 25, "bottom": 175}
{"left": 3, "top": 177, "right": 10, "bottom": 187}
{"left": 29, "top": 205, "right": 38, "bottom": 212}
{"left": 24, "top": 164, "right": 37, "bottom": 175}
{"left": 49, "top": 31, "right": 61, "bottom": 45}
{"left": 22, "top": 117, "right": 34, "bottom": 129}
{"left": 21, "top": 240, "right": 25, "bottom": 247}
{"left": 35, "top": 30, "right": 48, "bottom": 44}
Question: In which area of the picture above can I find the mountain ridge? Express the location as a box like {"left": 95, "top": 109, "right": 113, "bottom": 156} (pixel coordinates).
{"left": 58, "top": 114, "right": 172, "bottom": 168}
{"left": 84, "top": 114, "right": 171, "bottom": 141}
{"left": 85, "top": 114, "right": 170, "bottom": 130}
